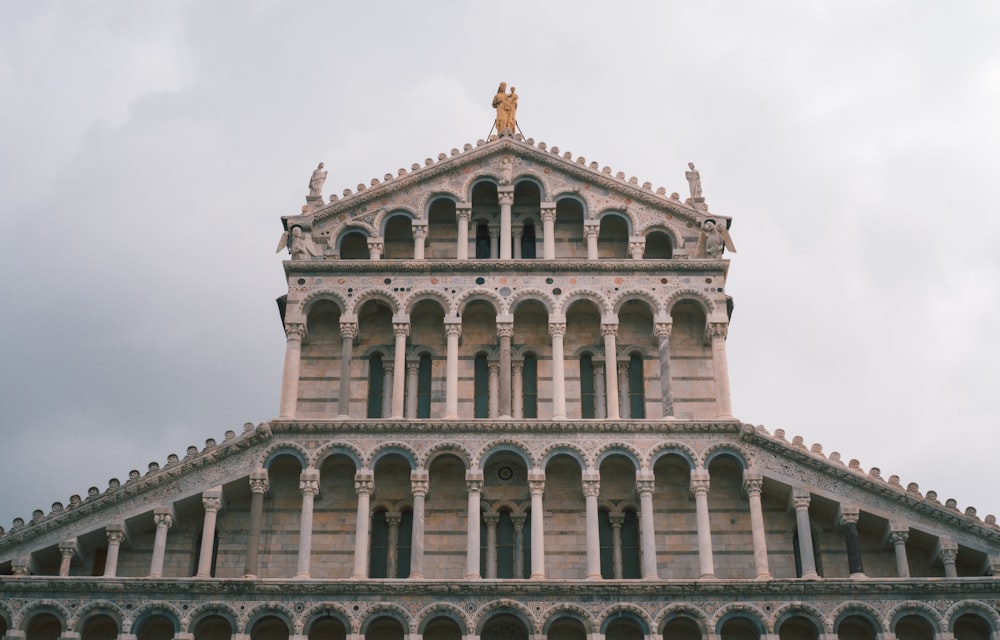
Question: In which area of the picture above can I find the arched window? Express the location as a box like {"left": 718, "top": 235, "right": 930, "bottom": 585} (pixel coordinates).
{"left": 580, "top": 354, "right": 596, "bottom": 418}
{"left": 599, "top": 508, "right": 613, "bottom": 578}
{"left": 397, "top": 510, "right": 413, "bottom": 578}
{"left": 621, "top": 509, "right": 640, "bottom": 578}
{"left": 628, "top": 353, "right": 645, "bottom": 418}
{"left": 497, "top": 510, "right": 515, "bottom": 578}
{"left": 367, "top": 353, "right": 384, "bottom": 418}
{"left": 643, "top": 231, "right": 673, "bottom": 259}
{"left": 521, "top": 223, "right": 536, "bottom": 258}
{"left": 522, "top": 354, "right": 538, "bottom": 418}
{"left": 475, "top": 354, "right": 489, "bottom": 418}
{"left": 598, "top": 510, "right": 640, "bottom": 578}
{"left": 340, "top": 231, "right": 370, "bottom": 259}
{"left": 475, "top": 224, "right": 491, "bottom": 259}
{"left": 370, "top": 509, "right": 389, "bottom": 578}
{"left": 417, "top": 353, "right": 432, "bottom": 418}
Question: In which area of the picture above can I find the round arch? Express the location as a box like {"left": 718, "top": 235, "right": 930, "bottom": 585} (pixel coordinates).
{"left": 665, "top": 289, "right": 715, "bottom": 316}
{"left": 406, "top": 289, "right": 453, "bottom": 316}
{"left": 648, "top": 443, "right": 698, "bottom": 471}
{"left": 369, "top": 442, "right": 419, "bottom": 469}
{"left": 456, "top": 289, "right": 504, "bottom": 316}
{"left": 421, "top": 442, "right": 474, "bottom": 470}
{"left": 474, "top": 600, "right": 536, "bottom": 636}
{"left": 656, "top": 605, "right": 711, "bottom": 638}
{"left": 416, "top": 604, "right": 470, "bottom": 636}
{"left": 512, "top": 174, "right": 549, "bottom": 200}
{"left": 420, "top": 192, "right": 462, "bottom": 218}
{"left": 597, "top": 209, "right": 635, "bottom": 235}
{"left": 887, "top": 603, "right": 944, "bottom": 635}
{"left": 539, "top": 442, "right": 589, "bottom": 470}
{"left": 552, "top": 193, "right": 590, "bottom": 219}
{"left": 300, "top": 290, "right": 349, "bottom": 318}
{"left": 946, "top": 601, "right": 1000, "bottom": 636}
{"left": 350, "top": 289, "right": 400, "bottom": 316}
{"left": 703, "top": 444, "right": 751, "bottom": 471}
{"left": 772, "top": 604, "right": 828, "bottom": 635}
{"left": 312, "top": 442, "right": 364, "bottom": 469}
{"left": 360, "top": 604, "right": 413, "bottom": 635}
{"left": 643, "top": 224, "right": 684, "bottom": 250}
{"left": 478, "top": 440, "right": 535, "bottom": 470}
{"left": 508, "top": 288, "right": 557, "bottom": 316}
{"left": 334, "top": 224, "right": 375, "bottom": 252}
{"left": 611, "top": 289, "right": 664, "bottom": 317}
{"left": 73, "top": 601, "right": 125, "bottom": 635}
{"left": 129, "top": 603, "right": 182, "bottom": 636}
{"left": 260, "top": 443, "right": 310, "bottom": 470}
{"left": 19, "top": 603, "right": 69, "bottom": 635}
{"left": 542, "top": 605, "right": 596, "bottom": 635}
{"left": 244, "top": 604, "right": 297, "bottom": 636}
{"left": 595, "top": 443, "right": 643, "bottom": 471}
{"left": 831, "top": 603, "right": 885, "bottom": 636}
{"left": 599, "top": 605, "right": 652, "bottom": 636}
{"left": 712, "top": 605, "right": 768, "bottom": 636}
{"left": 559, "top": 289, "right": 610, "bottom": 316}
{"left": 187, "top": 603, "right": 240, "bottom": 637}
{"left": 378, "top": 207, "right": 420, "bottom": 235}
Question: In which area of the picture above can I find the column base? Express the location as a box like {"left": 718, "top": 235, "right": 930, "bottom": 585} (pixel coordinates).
{"left": 699, "top": 573, "right": 717, "bottom": 580}
{"left": 243, "top": 573, "right": 257, "bottom": 579}
{"left": 464, "top": 573, "right": 480, "bottom": 579}
{"left": 337, "top": 414, "right": 351, "bottom": 420}
{"left": 294, "top": 573, "right": 311, "bottom": 579}
{"left": 716, "top": 414, "right": 735, "bottom": 420}
{"left": 530, "top": 573, "right": 546, "bottom": 580}
{"left": 800, "top": 571, "right": 820, "bottom": 580}
{"left": 849, "top": 572, "right": 868, "bottom": 579}
{"left": 587, "top": 573, "right": 603, "bottom": 580}
{"left": 662, "top": 415, "right": 677, "bottom": 421}
{"left": 754, "top": 573, "right": 772, "bottom": 580}
{"left": 552, "top": 414, "right": 566, "bottom": 421}
{"left": 409, "top": 572, "right": 424, "bottom": 579}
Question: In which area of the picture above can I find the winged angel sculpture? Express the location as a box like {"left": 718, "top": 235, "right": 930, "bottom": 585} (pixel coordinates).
{"left": 695, "top": 219, "right": 736, "bottom": 259}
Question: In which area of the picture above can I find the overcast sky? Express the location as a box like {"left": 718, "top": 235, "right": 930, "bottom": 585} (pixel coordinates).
{"left": 1, "top": 2, "right": 998, "bottom": 528}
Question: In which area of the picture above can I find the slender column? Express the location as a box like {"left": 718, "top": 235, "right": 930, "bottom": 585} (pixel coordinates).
{"left": 367, "top": 238, "right": 383, "bottom": 261}
{"left": 386, "top": 512, "right": 401, "bottom": 579}
{"left": 743, "top": 473, "right": 771, "bottom": 579}
{"left": 58, "top": 540, "right": 76, "bottom": 577}
{"left": 583, "top": 472, "right": 602, "bottom": 579}
{"left": 618, "top": 361, "right": 630, "bottom": 420}
{"left": 691, "top": 471, "right": 715, "bottom": 578}
{"left": 584, "top": 224, "right": 600, "bottom": 260}
{"left": 444, "top": 319, "right": 462, "bottom": 418}
{"left": 409, "top": 471, "right": 428, "bottom": 578}
{"left": 889, "top": 527, "right": 910, "bottom": 578}
{"left": 352, "top": 471, "right": 374, "bottom": 579}
{"left": 549, "top": 317, "right": 567, "bottom": 420}
{"left": 541, "top": 206, "right": 556, "bottom": 260}
{"left": 511, "top": 513, "right": 526, "bottom": 579}
{"left": 296, "top": 468, "right": 320, "bottom": 579}
{"left": 104, "top": 524, "right": 125, "bottom": 578}
{"left": 792, "top": 488, "right": 819, "bottom": 579}
{"left": 528, "top": 471, "right": 546, "bottom": 579}
{"left": 512, "top": 228, "right": 523, "bottom": 259}
{"left": 939, "top": 539, "right": 959, "bottom": 578}
{"left": 149, "top": 507, "right": 173, "bottom": 578}
{"left": 465, "top": 471, "right": 483, "bottom": 578}
{"left": 601, "top": 322, "right": 620, "bottom": 419}
{"left": 484, "top": 513, "right": 500, "bottom": 579}
{"left": 244, "top": 469, "right": 269, "bottom": 577}
{"left": 637, "top": 472, "right": 658, "bottom": 579}
{"left": 391, "top": 317, "right": 409, "bottom": 418}
{"left": 610, "top": 513, "right": 625, "bottom": 579}
{"left": 497, "top": 320, "right": 513, "bottom": 418}
{"left": 279, "top": 323, "right": 306, "bottom": 419}
{"left": 594, "top": 362, "right": 607, "bottom": 418}
{"left": 839, "top": 506, "right": 865, "bottom": 578}
{"left": 654, "top": 322, "right": 674, "bottom": 418}
{"left": 405, "top": 360, "right": 420, "bottom": 419}
{"left": 196, "top": 488, "right": 222, "bottom": 578}
{"left": 512, "top": 362, "right": 524, "bottom": 419}
{"left": 456, "top": 206, "right": 471, "bottom": 260}
{"left": 338, "top": 318, "right": 358, "bottom": 418}
{"left": 412, "top": 224, "right": 427, "bottom": 260}
{"left": 488, "top": 362, "right": 500, "bottom": 418}
{"left": 707, "top": 322, "right": 733, "bottom": 419}
{"left": 499, "top": 189, "right": 514, "bottom": 260}
{"left": 488, "top": 224, "right": 500, "bottom": 259}
{"left": 382, "top": 361, "right": 395, "bottom": 418}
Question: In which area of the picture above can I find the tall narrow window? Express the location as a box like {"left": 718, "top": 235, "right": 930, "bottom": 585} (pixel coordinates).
{"left": 417, "top": 353, "right": 432, "bottom": 418}
{"left": 474, "top": 354, "right": 489, "bottom": 418}
{"left": 369, "top": 510, "right": 389, "bottom": 578}
{"left": 397, "top": 510, "right": 413, "bottom": 578}
{"left": 580, "top": 354, "right": 596, "bottom": 418}
{"left": 475, "top": 223, "right": 491, "bottom": 259}
{"left": 628, "top": 353, "right": 645, "bottom": 419}
{"left": 497, "top": 510, "right": 515, "bottom": 578}
{"left": 367, "top": 353, "right": 384, "bottom": 418}
{"left": 598, "top": 509, "right": 613, "bottom": 578}
{"left": 522, "top": 354, "right": 537, "bottom": 418}
{"left": 521, "top": 224, "right": 536, "bottom": 258}
{"left": 621, "top": 510, "right": 641, "bottom": 578}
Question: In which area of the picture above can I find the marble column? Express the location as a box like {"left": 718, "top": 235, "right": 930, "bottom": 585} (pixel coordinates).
{"left": 391, "top": 317, "right": 409, "bottom": 419}
{"left": 610, "top": 513, "right": 625, "bottom": 579}
{"left": 511, "top": 513, "right": 526, "bottom": 579}
{"left": 405, "top": 360, "right": 420, "bottom": 419}
{"left": 484, "top": 512, "right": 500, "bottom": 579}
{"left": 444, "top": 319, "right": 462, "bottom": 418}
{"left": 512, "top": 362, "right": 524, "bottom": 419}
{"left": 792, "top": 488, "right": 819, "bottom": 579}
{"left": 338, "top": 318, "right": 358, "bottom": 418}
{"left": 707, "top": 322, "right": 733, "bottom": 419}
{"left": 839, "top": 506, "right": 865, "bottom": 578}
{"left": 296, "top": 468, "right": 320, "bottom": 579}
{"left": 499, "top": 188, "right": 514, "bottom": 260}
{"left": 940, "top": 539, "right": 959, "bottom": 578}
{"left": 601, "top": 322, "right": 620, "bottom": 419}
{"left": 352, "top": 471, "right": 374, "bottom": 579}
{"left": 541, "top": 206, "right": 556, "bottom": 260}
{"left": 488, "top": 362, "right": 500, "bottom": 418}
{"left": 594, "top": 362, "right": 607, "bottom": 419}
{"left": 584, "top": 224, "right": 600, "bottom": 260}
{"left": 549, "top": 317, "right": 567, "bottom": 420}
{"left": 367, "top": 238, "right": 383, "bottom": 261}
{"left": 382, "top": 361, "right": 395, "bottom": 419}
{"left": 412, "top": 224, "right": 427, "bottom": 260}
{"left": 583, "top": 472, "right": 602, "bottom": 579}
{"left": 409, "top": 471, "right": 428, "bottom": 579}
{"left": 617, "top": 361, "right": 630, "bottom": 420}
{"left": 528, "top": 471, "right": 546, "bottom": 579}
{"left": 512, "top": 228, "right": 523, "bottom": 259}
{"left": 456, "top": 206, "right": 471, "bottom": 260}
{"left": 196, "top": 488, "right": 223, "bottom": 578}
{"left": 279, "top": 323, "right": 306, "bottom": 419}
{"left": 104, "top": 524, "right": 125, "bottom": 578}
{"left": 889, "top": 526, "right": 910, "bottom": 578}
{"left": 386, "top": 512, "right": 401, "bottom": 579}
{"left": 743, "top": 473, "right": 771, "bottom": 579}
{"left": 691, "top": 471, "right": 715, "bottom": 579}
{"left": 244, "top": 468, "right": 269, "bottom": 577}
{"left": 637, "top": 472, "right": 658, "bottom": 579}
{"left": 465, "top": 471, "right": 483, "bottom": 578}
{"left": 654, "top": 322, "right": 674, "bottom": 418}
{"left": 497, "top": 319, "right": 513, "bottom": 418}
{"left": 149, "top": 507, "right": 173, "bottom": 578}
{"left": 488, "top": 224, "right": 500, "bottom": 259}
{"left": 58, "top": 540, "right": 76, "bottom": 577}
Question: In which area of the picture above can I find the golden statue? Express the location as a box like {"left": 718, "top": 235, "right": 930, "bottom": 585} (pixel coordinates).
{"left": 492, "top": 82, "right": 518, "bottom": 136}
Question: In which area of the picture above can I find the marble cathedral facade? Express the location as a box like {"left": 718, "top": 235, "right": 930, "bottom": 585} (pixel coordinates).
{"left": 1, "top": 125, "right": 999, "bottom": 640}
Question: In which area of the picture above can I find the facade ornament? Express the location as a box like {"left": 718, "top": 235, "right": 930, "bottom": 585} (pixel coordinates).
{"left": 548, "top": 322, "right": 566, "bottom": 338}
{"left": 492, "top": 82, "right": 518, "bottom": 136}
{"left": 653, "top": 323, "right": 672, "bottom": 340}
{"left": 340, "top": 322, "right": 359, "bottom": 340}
{"left": 706, "top": 322, "right": 729, "bottom": 342}
{"left": 284, "top": 323, "right": 306, "bottom": 341}
{"left": 694, "top": 219, "right": 736, "bottom": 259}
{"left": 308, "top": 162, "right": 327, "bottom": 199}
{"left": 686, "top": 162, "right": 703, "bottom": 200}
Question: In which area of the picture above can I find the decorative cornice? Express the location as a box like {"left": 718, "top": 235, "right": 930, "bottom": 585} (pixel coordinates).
{"left": 283, "top": 259, "right": 730, "bottom": 275}
{"left": 265, "top": 419, "right": 744, "bottom": 437}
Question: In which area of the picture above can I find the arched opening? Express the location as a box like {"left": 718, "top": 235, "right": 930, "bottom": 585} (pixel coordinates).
{"left": 308, "top": 615, "right": 348, "bottom": 640}
{"left": 669, "top": 301, "right": 711, "bottom": 419}
{"left": 564, "top": 298, "right": 601, "bottom": 419}
{"left": 475, "top": 223, "right": 492, "bottom": 259}
{"left": 544, "top": 454, "right": 586, "bottom": 578}
{"left": 522, "top": 354, "right": 538, "bottom": 419}
{"left": 474, "top": 353, "right": 490, "bottom": 418}
{"left": 250, "top": 615, "right": 291, "bottom": 640}
{"left": 718, "top": 617, "right": 761, "bottom": 640}
{"left": 662, "top": 616, "right": 702, "bottom": 640}
{"left": 424, "top": 617, "right": 463, "bottom": 640}
{"left": 260, "top": 454, "right": 306, "bottom": 578}
{"left": 425, "top": 454, "right": 469, "bottom": 578}
{"left": 417, "top": 353, "right": 433, "bottom": 418}
{"left": 598, "top": 215, "right": 629, "bottom": 259}
{"left": 482, "top": 452, "right": 531, "bottom": 578}
{"left": 366, "top": 616, "right": 406, "bottom": 640}
{"left": 643, "top": 231, "right": 673, "bottom": 259}
{"left": 580, "top": 354, "right": 596, "bottom": 418}
{"left": 339, "top": 231, "right": 370, "bottom": 260}
{"left": 367, "top": 353, "right": 385, "bottom": 418}
{"left": 82, "top": 614, "right": 120, "bottom": 640}
{"left": 193, "top": 614, "right": 233, "bottom": 640}
{"left": 383, "top": 215, "right": 415, "bottom": 259}
{"left": 605, "top": 617, "right": 645, "bottom": 640}
{"left": 472, "top": 182, "right": 499, "bottom": 259}
{"left": 495, "top": 509, "right": 517, "bottom": 578}
{"left": 370, "top": 509, "right": 390, "bottom": 578}
{"left": 707, "top": 454, "right": 752, "bottom": 578}
{"left": 409, "top": 298, "right": 446, "bottom": 419}
{"left": 547, "top": 617, "right": 587, "bottom": 640}
{"left": 617, "top": 299, "right": 657, "bottom": 418}
{"left": 953, "top": 613, "right": 992, "bottom": 640}
{"left": 300, "top": 299, "right": 342, "bottom": 420}
{"left": 652, "top": 452, "right": 696, "bottom": 578}
{"left": 427, "top": 198, "right": 457, "bottom": 259}
{"left": 598, "top": 454, "right": 640, "bottom": 579}
{"left": 136, "top": 614, "right": 175, "bottom": 640}
{"left": 371, "top": 454, "right": 414, "bottom": 578}
{"left": 837, "top": 615, "right": 877, "bottom": 640}
{"left": 314, "top": 452, "right": 360, "bottom": 579}
{"left": 777, "top": 616, "right": 820, "bottom": 640}
{"left": 894, "top": 614, "right": 936, "bottom": 640}
{"left": 25, "top": 613, "right": 62, "bottom": 640}
{"left": 554, "top": 198, "right": 585, "bottom": 259}
{"left": 520, "top": 222, "right": 537, "bottom": 258}
{"left": 513, "top": 181, "right": 541, "bottom": 258}
{"left": 481, "top": 614, "right": 529, "bottom": 640}
{"left": 627, "top": 352, "right": 645, "bottom": 418}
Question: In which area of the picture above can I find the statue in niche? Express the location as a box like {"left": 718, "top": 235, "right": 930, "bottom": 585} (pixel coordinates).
{"left": 686, "top": 162, "right": 703, "bottom": 199}
{"left": 492, "top": 82, "right": 518, "bottom": 135}
{"left": 276, "top": 225, "right": 319, "bottom": 260}
{"left": 695, "top": 219, "right": 736, "bottom": 259}
{"left": 308, "top": 162, "right": 327, "bottom": 198}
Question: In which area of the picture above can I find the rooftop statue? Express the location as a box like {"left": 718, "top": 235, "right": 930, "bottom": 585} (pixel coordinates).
{"left": 308, "top": 162, "right": 327, "bottom": 199}
{"left": 695, "top": 219, "right": 736, "bottom": 259}
{"left": 275, "top": 225, "right": 319, "bottom": 260}
{"left": 686, "top": 162, "right": 703, "bottom": 199}
{"left": 492, "top": 82, "right": 518, "bottom": 136}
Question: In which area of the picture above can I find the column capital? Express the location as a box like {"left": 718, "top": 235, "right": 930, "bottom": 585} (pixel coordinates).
{"left": 496, "top": 322, "right": 514, "bottom": 338}
{"left": 300, "top": 468, "right": 320, "bottom": 496}
{"left": 528, "top": 470, "right": 545, "bottom": 495}
{"left": 498, "top": 192, "right": 514, "bottom": 206}
{"left": 59, "top": 540, "right": 77, "bottom": 558}
{"left": 153, "top": 511, "right": 173, "bottom": 529}
{"left": 488, "top": 361, "right": 500, "bottom": 374}
{"left": 838, "top": 505, "right": 860, "bottom": 526}
{"left": 690, "top": 470, "right": 711, "bottom": 496}
{"left": 583, "top": 478, "right": 600, "bottom": 498}
{"left": 340, "top": 322, "right": 359, "bottom": 340}
{"left": 483, "top": 512, "right": 500, "bottom": 525}
{"left": 510, "top": 512, "right": 527, "bottom": 527}
{"left": 654, "top": 322, "right": 673, "bottom": 339}
{"left": 444, "top": 318, "right": 462, "bottom": 337}
{"left": 548, "top": 322, "right": 566, "bottom": 337}
{"left": 742, "top": 472, "right": 764, "bottom": 497}
{"left": 889, "top": 530, "right": 909, "bottom": 545}
{"left": 456, "top": 206, "right": 472, "bottom": 222}
{"left": 202, "top": 488, "right": 223, "bottom": 513}
{"left": 411, "top": 470, "right": 429, "bottom": 496}
{"left": 792, "top": 488, "right": 811, "bottom": 510}
{"left": 608, "top": 512, "right": 625, "bottom": 528}
{"left": 706, "top": 322, "right": 729, "bottom": 341}
{"left": 487, "top": 224, "right": 500, "bottom": 239}
{"left": 366, "top": 237, "right": 384, "bottom": 249}
{"left": 411, "top": 224, "right": 428, "bottom": 239}
{"left": 406, "top": 359, "right": 420, "bottom": 373}
{"left": 393, "top": 323, "right": 410, "bottom": 338}
{"left": 354, "top": 470, "right": 374, "bottom": 495}
{"left": 540, "top": 208, "right": 556, "bottom": 223}
{"left": 466, "top": 470, "right": 484, "bottom": 493}
{"left": 385, "top": 511, "right": 402, "bottom": 527}
{"left": 285, "top": 323, "right": 307, "bottom": 341}
{"left": 583, "top": 224, "right": 600, "bottom": 240}
{"left": 629, "top": 239, "right": 646, "bottom": 259}
{"left": 600, "top": 323, "right": 619, "bottom": 337}
{"left": 106, "top": 525, "right": 126, "bottom": 546}
{"left": 939, "top": 546, "right": 958, "bottom": 563}
{"left": 250, "top": 468, "right": 269, "bottom": 494}
{"left": 512, "top": 360, "right": 524, "bottom": 373}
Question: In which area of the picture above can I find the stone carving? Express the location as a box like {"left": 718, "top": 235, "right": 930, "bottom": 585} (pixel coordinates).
{"left": 492, "top": 82, "right": 518, "bottom": 136}
{"left": 695, "top": 219, "right": 736, "bottom": 259}
{"left": 686, "top": 162, "right": 702, "bottom": 199}
{"left": 308, "top": 162, "right": 327, "bottom": 198}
